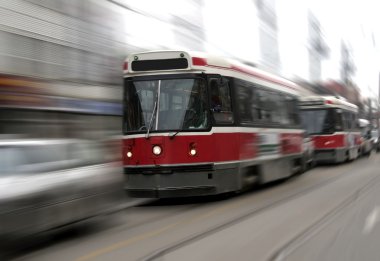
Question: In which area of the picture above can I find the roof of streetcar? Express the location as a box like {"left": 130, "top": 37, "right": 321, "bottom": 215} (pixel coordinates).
{"left": 123, "top": 50, "right": 301, "bottom": 95}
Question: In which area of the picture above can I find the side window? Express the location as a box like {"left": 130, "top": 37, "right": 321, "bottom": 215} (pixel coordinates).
{"left": 270, "top": 92, "right": 289, "bottom": 125}
{"left": 256, "top": 88, "right": 271, "bottom": 122}
{"left": 353, "top": 113, "right": 359, "bottom": 130}
{"left": 236, "top": 81, "right": 254, "bottom": 123}
{"left": 348, "top": 112, "right": 353, "bottom": 130}
{"left": 341, "top": 111, "right": 347, "bottom": 130}
{"left": 232, "top": 80, "right": 299, "bottom": 128}
{"left": 209, "top": 78, "right": 234, "bottom": 124}
{"left": 285, "top": 95, "right": 300, "bottom": 126}
{"left": 335, "top": 109, "right": 343, "bottom": 131}
{"left": 343, "top": 111, "right": 355, "bottom": 131}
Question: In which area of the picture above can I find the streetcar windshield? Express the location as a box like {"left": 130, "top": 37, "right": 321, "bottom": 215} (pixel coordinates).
{"left": 300, "top": 109, "right": 338, "bottom": 135}
{"left": 124, "top": 78, "right": 209, "bottom": 133}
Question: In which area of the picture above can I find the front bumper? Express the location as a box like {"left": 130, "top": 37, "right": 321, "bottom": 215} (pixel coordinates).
{"left": 124, "top": 164, "right": 238, "bottom": 198}
{"left": 314, "top": 148, "right": 346, "bottom": 163}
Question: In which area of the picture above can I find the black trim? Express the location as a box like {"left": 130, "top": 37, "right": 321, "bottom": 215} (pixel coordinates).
{"left": 131, "top": 58, "right": 188, "bottom": 71}
{"left": 125, "top": 73, "right": 203, "bottom": 81}
{"left": 124, "top": 164, "right": 215, "bottom": 175}
{"left": 127, "top": 186, "right": 216, "bottom": 198}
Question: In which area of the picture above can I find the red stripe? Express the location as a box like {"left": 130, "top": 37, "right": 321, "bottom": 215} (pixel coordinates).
{"left": 192, "top": 57, "right": 207, "bottom": 66}
{"left": 123, "top": 132, "right": 302, "bottom": 166}
{"left": 191, "top": 57, "right": 296, "bottom": 91}
{"left": 312, "top": 134, "right": 346, "bottom": 149}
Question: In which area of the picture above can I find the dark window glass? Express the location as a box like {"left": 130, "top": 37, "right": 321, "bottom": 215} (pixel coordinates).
{"left": 131, "top": 58, "right": 188, "bottom": 71}
{"left": 209, "top": 78, "right": 234, "bottom": 124}
{"left": 285, "top": 95, "right": 300, "bottom": 126}
{"left": 335, "top": 109, "right": 344, "bottom": 131}
{"left": 236, "top": 83, "right": 254, "bottom": 123}
{"left": 300, "top": 109, "right": 336, "bottom": 134}
{"left": 235, "top": 79, "right": 299, "bottom": 127}
{"left": 124, "top": 78, "right": 209, "bottom": 132}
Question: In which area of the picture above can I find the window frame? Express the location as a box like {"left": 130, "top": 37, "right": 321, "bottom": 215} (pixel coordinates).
{"left": 207, "top": 75, "right": 235, "bottom": 126}
{"left": 233, "top": 78, "right": 301, "bottom": 129}
{"left": 123, "top": 73, "right": 212, "bottom": 134}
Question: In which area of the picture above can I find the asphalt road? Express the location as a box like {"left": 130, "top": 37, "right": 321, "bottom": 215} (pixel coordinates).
{"left": 12, "top": 153, "right": 380, "bottom": 261}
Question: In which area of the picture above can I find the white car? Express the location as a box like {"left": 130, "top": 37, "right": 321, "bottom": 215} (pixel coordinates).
{"left": 0, "top": 139, "right": 124, "bottom": 245}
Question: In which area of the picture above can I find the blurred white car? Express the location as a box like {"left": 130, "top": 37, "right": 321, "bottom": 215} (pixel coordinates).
{"left": 0, "top": 139, "right": 124, "bottom": 242}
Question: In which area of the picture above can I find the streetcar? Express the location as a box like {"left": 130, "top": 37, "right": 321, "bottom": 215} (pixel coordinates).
{"left": 123, "top": 51, "right": 305, "bottom": 198}
{"left": 299, "top": 96, "right": 360, "bottom": 163}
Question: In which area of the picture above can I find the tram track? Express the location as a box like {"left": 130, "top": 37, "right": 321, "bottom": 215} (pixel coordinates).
{"left": 271, "top": 157, "right": 380, "bottom": 261}
{"left": 140, "top": 158, "right": 376, "bottom": 261}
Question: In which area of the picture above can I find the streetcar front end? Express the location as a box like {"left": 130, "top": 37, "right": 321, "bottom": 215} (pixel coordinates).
{"left": 299, "top": 96, "right": 360, "bottom": 163}
{"left": 123, "top": 51, "right": 238, "bottom": 197}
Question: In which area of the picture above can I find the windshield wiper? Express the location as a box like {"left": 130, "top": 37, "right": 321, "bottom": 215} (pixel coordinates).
{"left": 146, "top": 80, "right": 161, "bottom": 139}
{"left": 146, "top": 99, "right": 157, "bottom": 139}
{"left": 169, "top": 130, "right": 181, "bottom": 139}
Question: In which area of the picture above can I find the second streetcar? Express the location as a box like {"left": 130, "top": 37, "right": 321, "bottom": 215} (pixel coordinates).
{"left": 299, "top": 96, "right": 360, "bottom": 163}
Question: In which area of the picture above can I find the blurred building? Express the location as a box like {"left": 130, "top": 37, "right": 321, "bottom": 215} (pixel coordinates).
{"left": 0, "top": 0, "right": 125, "bottom": 139}
{"left": 169, "top": 0, "right": 206, "bottom": 51}
{"left": 255, "top": 0, "right": 280, "bottom": 73}
{"left": 307, "top": 11, "right": 329, "bottom": 82}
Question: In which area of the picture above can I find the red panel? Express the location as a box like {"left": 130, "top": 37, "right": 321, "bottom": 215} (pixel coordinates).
{"left": 123, "top": 131, "right": 304, "bottom": 166}
{"left": 123, "top": 133, "right": 260, "bottom": 166}
{"left": 280, "top": 133, "right": 303, "bottom": 154}
{"left": 192, "top": 57, "right": 207, "bottom": 66}
{"left": 238, "top": 133, "right": 258, "bottom": 160}
{"left": 312, "top": 134, "right": 346, "bottom": 149}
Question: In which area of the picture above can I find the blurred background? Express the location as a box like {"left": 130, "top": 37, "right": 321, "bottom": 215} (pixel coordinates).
{"left": 1, "top": 0, "right": 380, "bottom": 254}
{"left": 1, "top": 0, "right": 379, "bottom": 139}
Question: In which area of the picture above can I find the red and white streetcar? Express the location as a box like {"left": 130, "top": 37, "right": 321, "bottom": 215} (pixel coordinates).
{"left": 123, "top": 50, "right": 305, "bottom": 198}
{"left": 299, "top": 96, "right": 360, "bottom": 163}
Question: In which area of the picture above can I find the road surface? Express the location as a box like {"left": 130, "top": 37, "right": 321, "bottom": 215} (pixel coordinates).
{"left": 12, "top": 153, "right": 380, "bottom": 261}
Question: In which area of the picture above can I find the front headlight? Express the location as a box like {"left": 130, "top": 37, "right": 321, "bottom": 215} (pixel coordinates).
{"left": 152, "top": 145, "right": 162, "bottom": 155}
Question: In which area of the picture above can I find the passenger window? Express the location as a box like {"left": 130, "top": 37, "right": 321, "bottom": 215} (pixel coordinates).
{"left": 209, "top": 78, "right": 234, "bottom": 124}
{"left": 236, "top": 83, "right": 254, "bottom": 123}
{"left": 335, "top": 109, "right": 343, "bottom": 131}
{"left": 256, "top": 89, "right": 272, "bottom": 122}
{"left": 234, "top": 79, "right": 299, "bottom": 127}
{"left": 285, "top": 95, "right": 299, "bottom": 126}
